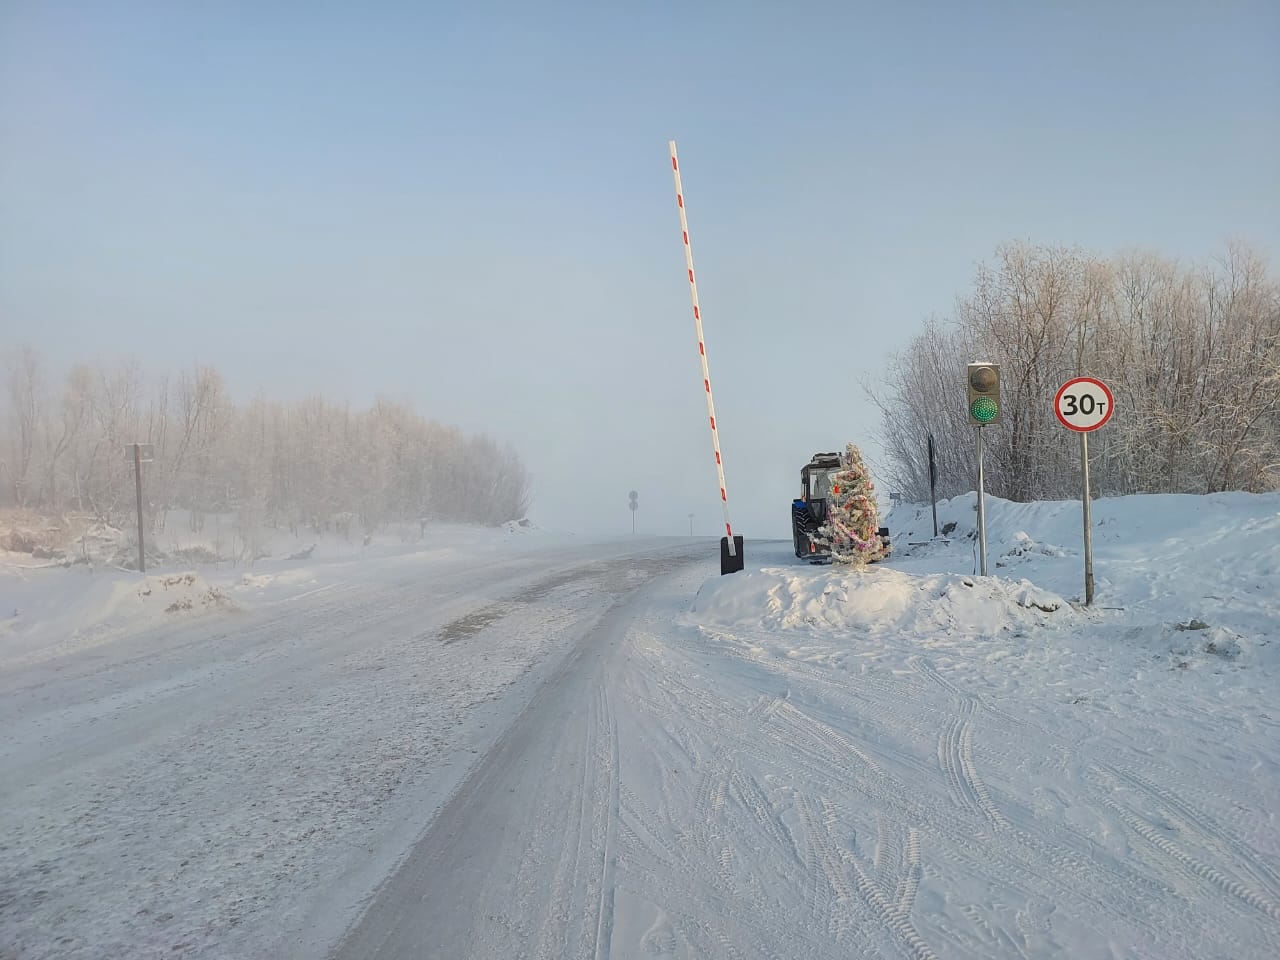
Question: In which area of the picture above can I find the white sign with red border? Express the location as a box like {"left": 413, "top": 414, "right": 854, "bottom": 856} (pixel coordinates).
{"left": 1055, "top": 377, "right": 1114, "bottom": 432}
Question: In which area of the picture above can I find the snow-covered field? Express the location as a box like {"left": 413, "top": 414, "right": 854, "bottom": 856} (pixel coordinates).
{"left": 2, "top": 492, "right": 1279, "bottom": 959}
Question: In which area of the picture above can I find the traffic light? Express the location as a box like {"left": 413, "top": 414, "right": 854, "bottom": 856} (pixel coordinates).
{"left": 967, "top": 362, "right": 1001, "bottom": 425}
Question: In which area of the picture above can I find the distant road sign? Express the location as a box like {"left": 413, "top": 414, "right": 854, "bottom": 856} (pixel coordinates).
{"left": 1055, "top": 377, "right": 1114, "bottom": 432}
{"left": 124, "top": 443, "right": 155, "bottom": 462}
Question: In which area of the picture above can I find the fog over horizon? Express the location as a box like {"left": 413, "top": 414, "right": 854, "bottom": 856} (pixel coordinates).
{"left": 4, "top": 2, "right": 1277, "bottom": 539}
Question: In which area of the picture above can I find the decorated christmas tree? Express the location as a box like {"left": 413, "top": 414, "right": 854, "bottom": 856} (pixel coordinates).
{"left": 816, "top": 442, "right": 890, "bottom": 565}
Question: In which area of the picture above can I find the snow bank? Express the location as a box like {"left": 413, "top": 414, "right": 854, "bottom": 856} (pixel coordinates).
{"left": 694, "top": 566, "right": 1071, "bottom": 637}
{"left": 1, "top": 570, "right": 237, "bottom": 671}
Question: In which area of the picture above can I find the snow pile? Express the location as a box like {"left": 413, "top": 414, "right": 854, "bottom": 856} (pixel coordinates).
{"left": 1, "top": 571, "right": 237, "bottom": 672}
{"left": 694, "top": 567, "right": 1072, "bottom": 637}
{"left": 129, "top": 572, "right": 236, "bottom": 615}
{"left": 0, "top": 511, "right": 126, "bottom": 567}
{"left": 886, "top": 491, "right": 1277, "bottom": 663}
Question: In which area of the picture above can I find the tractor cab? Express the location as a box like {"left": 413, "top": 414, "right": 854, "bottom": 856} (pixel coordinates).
{"left": 802, "top": 453, "right": 842, "bottom": 503}
{"left": 792, "top": 452, "right": 842, "bottom": 560}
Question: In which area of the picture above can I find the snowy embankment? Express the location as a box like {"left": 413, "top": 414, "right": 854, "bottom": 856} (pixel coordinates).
{"left": 699, "top": 490, "right": 1280, "bottom": 680}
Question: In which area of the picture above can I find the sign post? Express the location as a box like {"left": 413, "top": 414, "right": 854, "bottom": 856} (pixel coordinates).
{"left": 629, "top": 490, "right": 638, "bottom": 534}
{"left": 125, "top": 443, "right": 154, "bottom": 573}
{"left": 1054, "top": 377, "right": 1115, "bottom": 605}
{"left": 927, "top": 433, "right": 939, "bottom": 538}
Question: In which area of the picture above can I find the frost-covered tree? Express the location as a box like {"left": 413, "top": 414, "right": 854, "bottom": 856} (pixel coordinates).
{"left": 0, "top": 350, "right": 535, "bottom": 532}
{"left": 1, "top": 346, "right": 43, "bottom": 508}
{"left": 815, "top": 443, "right": 890, "bottom": 565}
{"left": 871, "top": 242, "right": 1280, "bottom": 502}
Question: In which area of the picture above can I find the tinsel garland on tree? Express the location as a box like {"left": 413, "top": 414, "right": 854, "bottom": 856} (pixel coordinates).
{"left": 816, "top": 442, "right": 890, "bottom": 565}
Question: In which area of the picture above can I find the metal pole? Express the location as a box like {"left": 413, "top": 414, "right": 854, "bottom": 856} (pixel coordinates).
{"left": 928, "top": 433, "right": 939, "bottom": 538}
{"left": 1081, "top": 431, "right": 1094, "bottom": 605}
{"left": 670, "top": 140, "right": 736, "bottom": 556}
{"left": 689, "top": 514, "right": 694, "bottom": 536}
{"left": 976, "top": 426, "right": 988, "bottom": 576}
{"left": 133, "top": 443, "right": 146, "bottom": 574}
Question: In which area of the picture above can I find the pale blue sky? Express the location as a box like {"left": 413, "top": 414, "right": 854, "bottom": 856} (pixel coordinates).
{"left": 3, "top": 1, "right": 1277, "bottom": 538}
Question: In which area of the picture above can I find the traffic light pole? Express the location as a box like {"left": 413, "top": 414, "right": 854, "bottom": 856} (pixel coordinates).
{"left": 966, "top": 363, "right": 999, "bottom": 575}
{"left": 976, "top": 426, "right": 988, "bottom": 576}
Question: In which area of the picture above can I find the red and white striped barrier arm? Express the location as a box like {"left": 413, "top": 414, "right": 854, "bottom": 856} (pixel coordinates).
{"left": 669, "top": 140, "right": 736, "bottom": 555}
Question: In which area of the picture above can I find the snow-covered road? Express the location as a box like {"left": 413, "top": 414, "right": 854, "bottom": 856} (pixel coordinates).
{"left": 4, "top": 492, "right": 1280, "bottom": 959}
{"left": 1, "top": 535, "right": 714, "bottom": 959}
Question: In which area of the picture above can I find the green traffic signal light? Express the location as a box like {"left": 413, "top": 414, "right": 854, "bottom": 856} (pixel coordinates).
{"left": 970, "top": 396, "right": 999, "bottom": 423}
{"left": 966, "top": 362, "right": 1002, "bottom": 425}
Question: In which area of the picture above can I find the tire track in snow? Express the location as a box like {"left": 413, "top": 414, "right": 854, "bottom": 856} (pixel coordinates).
{"left": 937, "top": 708, "right": 1009, "bottom": 828}
{"left": 894, "top": 827, "right": 923, "bottom": 917}
{"left": 1100, "top": 762, "right": 1280, "bottom": 902}
{"left": 794, "top": 794, "right": 938, "bottom": 960}
{"left": 618, "top": 786, "right": 691, "bottom": 877}
{"left": 848, "top": 856, "right": 939, "bottom": 960}
{"left": 910, "top": 654, "right": 1028, "bottom": 731}
{"left": 770, "top": 700, "right": 885, "bottom": 777}
{"left": 603, "top": 845, "right": 745, "bottom": 958}
{"left": 911, "top": 647, "right": 1280, "bottom": 946}
{"left": 728, "top": 768, "right": 802, "bottom": 867}
{"left": 617, "top": 787, "right": 820, "bottom": 959}
{"left": 938, "top": 716, "right": 984, "bottom": 821}
{"left": 756, "top": 701, "right": 1173, "bottom": 938}
{"left": 531, "top": 692, "right": 598, "bottom": 960}
{"left": 793, "top": 795, "right": 866, "bottom": 946}
{"left": 908, "top": 654, "right": 963, "bottom": 696}
{"left": 1091, "top": 766, "right": 1280, "bottom": 924}
{"left": 592, "top": 686, "right": 620, "bottom": 960}
{"left": 958, "top": 721, "right": 1008, "bottom": 826}
{"left": 664, "top": 634, "right": 944, "bottom": 780}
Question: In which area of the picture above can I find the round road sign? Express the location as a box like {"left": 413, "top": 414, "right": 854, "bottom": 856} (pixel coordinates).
{"left": 1054, "top": 377, "right": 1114, "bottom": 432}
